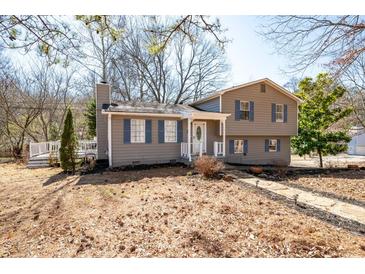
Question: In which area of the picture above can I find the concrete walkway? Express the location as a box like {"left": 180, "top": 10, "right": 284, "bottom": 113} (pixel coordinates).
{"left": 235, "top": 174, "right": 365, "bottom": 226}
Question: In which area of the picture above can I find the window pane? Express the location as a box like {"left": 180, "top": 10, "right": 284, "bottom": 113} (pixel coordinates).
{"left": 234, "top": 140, "right": 243, "bottom": 153}
{"left": 240, "top": 101, "right": 249, "bottom": 120}
{"left": 131, "top": 119, "right": 145, "bottom": 143}
{"left": 276, "top": 104, "right": 283, "bottom": 121}
{"left": 165, "top": 120, "right": 177, "bottom": 142}
{"left": 269, "top": 139, "right": 277, "bottom": 152}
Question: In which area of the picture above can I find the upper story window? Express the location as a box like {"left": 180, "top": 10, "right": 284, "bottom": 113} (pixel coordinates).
{"left": 276, "top": 104, "right": 284, "bottom": 122}
{"left": 165, "top": 120, "right": 177, "bottom": 143}
{"left": 269, "top": 139, "right": 277, "bottom": 152}
{"left": 234, "top": 140, "right": 243, "bottom": 153}
{"left": 240, "top": 101, "right": 250, "bottom": 120}
{"left": 131, "top": 119, "right": 145, "bottom": 143}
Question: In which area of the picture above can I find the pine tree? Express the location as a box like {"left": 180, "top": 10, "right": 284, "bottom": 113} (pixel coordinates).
{"left": 60, "top": 108, "right": 78, "bottom": 173}
{"left": 84, "top": 98, "right": 96, "bottom": 138}
{"left": 292, "top": 73, "right": 353, "bottom": 167}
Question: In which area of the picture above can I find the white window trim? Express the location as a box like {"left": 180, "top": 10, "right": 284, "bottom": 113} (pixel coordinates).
{"left": 164, "top": 120, "right": 177, "bottom": 143}
{"left": 234, "top": 140, "right": 244, "bottom": 154}
{"left": 131, "top": 119, "right": 145, "bottom": 144}
{"left": 276, "top": 104, "right": 284, "bottom": 123}
{"left": 269, "top": 139, "right": 278, "bottom": 152}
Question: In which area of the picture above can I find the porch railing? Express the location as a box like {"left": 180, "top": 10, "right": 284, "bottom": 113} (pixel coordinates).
{"left": 181, "top": 142, "right": 203, "bottom": 159}
{"left": 30, "top": 141, "right": 60, "bottom": 158}
{"left": 214, "top": 142, "right": 224, "bottom": 157}
{"left": 29, "top": 140, "right": 97, "bottom": 159}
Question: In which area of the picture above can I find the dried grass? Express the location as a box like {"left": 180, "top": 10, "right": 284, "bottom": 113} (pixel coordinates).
{"left": 0, "top": 163, "right": 364, "bottom": 258}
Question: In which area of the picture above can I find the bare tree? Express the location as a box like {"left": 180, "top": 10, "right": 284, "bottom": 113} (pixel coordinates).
{"left": 260, "top": 16, "right": 365, "bottom": 76}
{"left": 112, "top": 17, "right": 228, "bottom": 103}
{"left": 0, "top": 69, "right": 44, "bottom": 158}
{"left": 0, "top": 15, "right": 79, "bottom": 62}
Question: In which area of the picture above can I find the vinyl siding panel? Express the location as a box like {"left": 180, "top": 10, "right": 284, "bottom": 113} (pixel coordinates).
{"left": 224, "top": 136, "right": 291, "bottom": 165}
{"left": 194, "top": 97, "right": 220, "bottom": 112}
{"left": 111, "top": 115, "right": 183, "bottom": 167}
{"left": 221, "top": 83, "right": 298, "bottom": 136}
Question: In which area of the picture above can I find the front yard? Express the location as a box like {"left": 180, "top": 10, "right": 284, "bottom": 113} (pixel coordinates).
{"left": 0, "top": 163, "right": 364, "bottom": 257}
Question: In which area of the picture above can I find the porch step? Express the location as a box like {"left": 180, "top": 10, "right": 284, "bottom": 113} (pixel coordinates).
{"left": 27, "top": 158, "right": 50, "bottom": 168}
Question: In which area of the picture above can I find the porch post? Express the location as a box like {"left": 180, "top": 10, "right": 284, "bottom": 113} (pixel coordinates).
{"left": 108, "top": 113, "right": 112, "bottom": 167}
{"left": 188, "top": 118, "right": 192, "bottom": 162}
{"left": 222, "top": 119, "right": 226, "bottom": 157}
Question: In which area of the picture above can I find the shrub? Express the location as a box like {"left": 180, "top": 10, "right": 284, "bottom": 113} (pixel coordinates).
{"left": 60, "top": 108, "right": 78, "bottom": 173}
{"left": 194, "top": 156, "right": 224, "bottom": 178}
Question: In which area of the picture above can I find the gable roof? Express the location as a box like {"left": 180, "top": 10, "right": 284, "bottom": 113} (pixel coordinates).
{"left": 191, "top": 78, "right": 302, "bottom": 106}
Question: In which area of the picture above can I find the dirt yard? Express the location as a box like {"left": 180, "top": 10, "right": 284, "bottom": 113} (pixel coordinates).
{"left": 286, "top": 171, "right": 365, "bottom": 204}
{"left": 0, "top": 163, "right": 364, "bottom": 258}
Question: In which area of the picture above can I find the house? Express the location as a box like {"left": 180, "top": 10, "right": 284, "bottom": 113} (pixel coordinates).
{"left": 96, "top": 78, "right": 301, "bottom": 167}
{"left": 348, "top": 126, "right": 365, "bottom": 155}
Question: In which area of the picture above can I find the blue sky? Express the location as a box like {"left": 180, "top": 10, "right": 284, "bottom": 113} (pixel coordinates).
{"left": 219, "top": 16, "right": 322, "bottom": 87}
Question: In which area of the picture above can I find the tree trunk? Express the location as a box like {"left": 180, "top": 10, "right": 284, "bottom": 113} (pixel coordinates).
{"left": 318, "top": 148, "right": 323, "bottom": 168}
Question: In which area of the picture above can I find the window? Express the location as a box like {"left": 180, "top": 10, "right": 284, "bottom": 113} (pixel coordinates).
{"left": 240, "top": 101, "right": 249, "bottom": 120}
{"left": 269, "top": 139, "right": 277, "bottom": 152}
{"left": 165, "top": 120, "right": 177, "bottom": 143}
{"left": 234, "top": 140, "right": 243, "bottom": 154}
{"left": 276, "top": 104, "right": 283, "bottom": 122}
{"left": 131, "top": 119, "right": 145, "bottom": 143}
{"left": 260, "top": 84, "right": 266, "bottom": 93}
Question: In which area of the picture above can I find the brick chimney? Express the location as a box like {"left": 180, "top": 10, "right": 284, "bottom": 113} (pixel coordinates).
{"left": 95, "top": 83, "right": 111, "bottom": 160}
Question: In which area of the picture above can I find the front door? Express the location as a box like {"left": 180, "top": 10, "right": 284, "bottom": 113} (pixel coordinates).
{"left": 192, "top": 122, "right": 206, "bottom": 154}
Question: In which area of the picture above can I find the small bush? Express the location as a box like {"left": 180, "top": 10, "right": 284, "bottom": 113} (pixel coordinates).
{"left": 194, "top": 156, "right": 224, "bottom": 178}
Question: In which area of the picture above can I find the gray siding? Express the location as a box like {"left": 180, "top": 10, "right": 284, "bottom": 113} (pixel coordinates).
{"left": 194, "top": 97, "right": 220, "bottom": 112}
{"left": 221, "top": 83, "right": 298, "bottom": 136}
{"left": 111, "top": 115, "right": 184, "bottom": 167}
{"left": 96, "top": 84, "right": 110, "bottom": 160}
{"left": 224, "top": 136, "right": 291, "bottom": 166}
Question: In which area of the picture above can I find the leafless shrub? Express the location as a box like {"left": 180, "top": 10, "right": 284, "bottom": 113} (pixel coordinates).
{"left": 194, "top": 156, "right": 224, "bottom": 179}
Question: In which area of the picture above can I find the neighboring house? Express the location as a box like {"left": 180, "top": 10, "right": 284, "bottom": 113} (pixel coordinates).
{"left": 96, "top": 78, "right": 301, "bottom": 167}
{"left": 348, "top": 126, "right": 365, "bottom": 155}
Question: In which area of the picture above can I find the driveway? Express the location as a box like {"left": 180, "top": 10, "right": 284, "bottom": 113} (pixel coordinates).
{"left": 291, "top": 154, "right": 365, "bottom": 168}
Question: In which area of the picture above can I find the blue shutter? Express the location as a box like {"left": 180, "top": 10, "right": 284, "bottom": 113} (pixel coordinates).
{"left": 277, "top": 139, "right": 281, "bottom": 152}
{"left": 272, "top": 103, "right": 276, "bottom": 122}
{"left": 145, "top": 120, "right": 152, "bottom": 144}
{"left": 235, "top": 100, "right": 240, "bottom": 121}
{"left": 284, "top": 104, "right": 288, "bottom": 123}
{"left": 244, "top": 140, "right": 248, "bottom": 154}
{"left": 177, "top": 120, "right": 183, "bottom": 143}
{"left": 229, "top": 140, "right": 234, "bottom": 154}
{"left": 265, "top": 139, "right": 269, "bottom": 152}
{"left": 158, "top": 120, "right": 164, "bottom": 143}
{"left": 249, "top": 101, "right": 254, "bottom": 121}
{"left": 124, "top": 119, "right": 131, "bottom": 144}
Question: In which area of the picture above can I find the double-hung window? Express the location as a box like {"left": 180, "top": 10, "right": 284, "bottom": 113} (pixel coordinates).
{"left": 165, "top": 120, "right": 177, "bottom": 143}
{"left": 234, "top": 140, "right": 244, "bottom": 153}
{"left": 276, "top": 104, "right": 283, "bottom": 122}
{"left": 240, "top": 101, "right": 249, "bottom": 120}
{"left": 131, "top": 119, "right": 145, "bottom": 143}
{"left": 269, "top": 139, "right": 277, "bottom": 152}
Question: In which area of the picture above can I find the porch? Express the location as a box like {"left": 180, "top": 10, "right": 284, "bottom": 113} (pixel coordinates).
{"left": 28, "top": 140, "right": 97, "bottom": 168}
{"left": 179, "top": 111, "right": 229, "bottom": 162}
